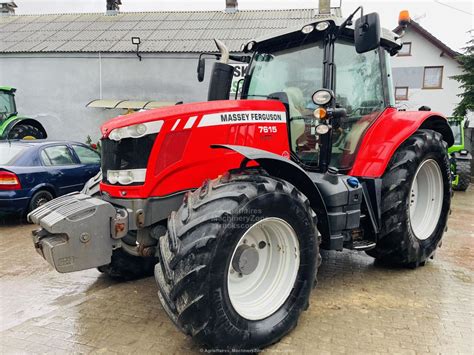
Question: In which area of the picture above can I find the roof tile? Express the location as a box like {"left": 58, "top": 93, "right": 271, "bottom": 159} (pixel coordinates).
{"left": 0, "top": 9, "right": 324, "bottom": 53}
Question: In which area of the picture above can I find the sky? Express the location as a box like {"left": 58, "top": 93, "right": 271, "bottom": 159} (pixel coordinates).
{"left": 13, "top": 0, "right": 473, "bottom": 52}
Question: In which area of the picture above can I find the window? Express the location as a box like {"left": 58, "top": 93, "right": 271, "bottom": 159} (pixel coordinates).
{"left": 395, "top": 87, "right": 409, "bottom": 100}
{"left": 0, "top": 145, "right": 26, "bottom": 165}
{"left": 398, "top": 42, "right": 412, "bottom": 56}
{"left": 72, "top": 145, "right": 100, "bottom": 164}
{"left": 331, "top": 42, "right": 385, "bottom": 170}
{"left": 423, "top": 66, "right": 443, "bottom": 89}
{"left": 41, "top": 145, "right": 75, "bottom": 166}
{"left": 246, "top": 41, "right": 324, "bottom": 166}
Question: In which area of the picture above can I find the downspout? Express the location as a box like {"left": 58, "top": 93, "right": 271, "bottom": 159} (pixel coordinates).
{"left": 99, "top": 51, "right": 103, "bottom": 99}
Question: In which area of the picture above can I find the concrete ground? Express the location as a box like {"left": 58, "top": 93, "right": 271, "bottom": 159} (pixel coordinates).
{"left": 0, "top": 187, "right": 472, "bottom": 354}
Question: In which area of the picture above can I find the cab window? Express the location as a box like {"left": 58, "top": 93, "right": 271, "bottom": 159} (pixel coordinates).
{"left": 331, "top": 43, "right": 385, "bottom": 170}
{"left": 246, "top": 42, "right": 324, "bottom": 166}
{"left": 41, "top": 146, "right": 76, "bottom": 166}
{"left": 72, "top": 145, "right": 100, "bottom": 165}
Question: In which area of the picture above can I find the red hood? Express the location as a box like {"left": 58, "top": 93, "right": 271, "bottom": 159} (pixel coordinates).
{"left": 100, "top": 100, "right": 286, "bottom": 137}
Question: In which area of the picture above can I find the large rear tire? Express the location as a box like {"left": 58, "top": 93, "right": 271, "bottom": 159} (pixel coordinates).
{"left": 367, "top": 129, "right": 451, "bottom": 267}
{"left": 453, "top": 159, "right": 471, "bottom": 191}
{"left": 8, "top": 124, "right": 45, "bottom": 140}
{"left": 155, "top": 171, "right": 318, "bottom": 351}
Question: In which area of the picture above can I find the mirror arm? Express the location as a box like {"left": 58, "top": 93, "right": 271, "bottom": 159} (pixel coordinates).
{"left": 336, "top": 6, "right": 363, "bottom": 37}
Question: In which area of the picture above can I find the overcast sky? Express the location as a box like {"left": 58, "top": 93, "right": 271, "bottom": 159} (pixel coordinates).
{"left": 13, "top": 0, "right": 473, "bottom": 52}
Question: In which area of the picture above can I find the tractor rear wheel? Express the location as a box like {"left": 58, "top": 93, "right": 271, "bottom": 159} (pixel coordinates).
{"left": 155, "top": 171, "right": 318, "bottom": 351}
{"left": 453, "top": 159, "right": 471, "bottom": 191}
{"left": 367, "top": 129, "right": 451, "bottom": 267}
{"left": 8, "top": 124, "right": 45, "bottom": 140}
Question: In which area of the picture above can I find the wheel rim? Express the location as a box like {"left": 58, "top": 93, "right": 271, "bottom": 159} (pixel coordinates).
{"left": 409, "top": 159, "right": 444, "bottom": 240}
{"left": 227, "top": 217, "right": 300, "bottom": 321}
{"left": 35, "top": 196, "right": 50, "bottom": 208}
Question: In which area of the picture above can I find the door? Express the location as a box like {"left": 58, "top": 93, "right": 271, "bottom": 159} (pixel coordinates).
{"left": 40, "top": 145, "right": 85, "bottom": 195}
{"left": 70, "top": 144, "right": 101, "bottom": 182}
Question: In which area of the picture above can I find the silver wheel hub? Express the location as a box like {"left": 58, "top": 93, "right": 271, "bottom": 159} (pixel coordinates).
{"left": 227, "top": 217, "right": 300, "bottom": 321}
{"left": 409, "top": 159, "right": 443, "bottom": 241}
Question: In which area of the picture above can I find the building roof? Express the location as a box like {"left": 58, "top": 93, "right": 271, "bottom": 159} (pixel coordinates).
{"left": 0, "top": 9, "right": 326, "bottom": 54}
{"left": 393, "top": 20, "right": 459, "bottom": 59}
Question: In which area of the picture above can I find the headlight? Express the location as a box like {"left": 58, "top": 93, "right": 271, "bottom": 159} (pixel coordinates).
{"left": 316, "top": 21, "right": 330, "bottom": 31}
{"left": 109, "top": 129, "right": 123, "bottom": 141}
{"left": 312, "top": 90, "right": 333, "bottom": 105}
{"left": 107, "top": 169, "right": 147, "bottom": 185}
{"left": 315, "top": 124, "right": 330, "bottom": 135}
{"left": 107, "top": 171, "right": 119, "bottom": 184}
{"left": 108, "top": 120, "right": 163, "bottom": 141}
{"left": 301, "top": 24, "right": 315, "bottom": 34}
{"left": 128, "top": 124, "right": 147, "bottom": 137}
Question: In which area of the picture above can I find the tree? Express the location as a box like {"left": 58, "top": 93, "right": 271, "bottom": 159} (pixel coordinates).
{"left": 452, "top": 35, "right": 474, "bottom": 117}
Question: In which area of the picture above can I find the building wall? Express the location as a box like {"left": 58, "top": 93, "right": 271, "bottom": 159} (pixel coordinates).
{"left": 390, "top": 29, "right": 462, "bottom": 116}
{"left": 0, "top": 52, "right": 211, "bottom": 142}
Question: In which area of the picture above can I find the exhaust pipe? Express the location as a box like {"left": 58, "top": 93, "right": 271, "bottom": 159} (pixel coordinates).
{"left": 214, "top": 39, "right": 230, "bottom": 64}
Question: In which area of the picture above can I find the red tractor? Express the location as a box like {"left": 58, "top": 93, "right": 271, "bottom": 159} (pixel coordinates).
{"left": 30, "top": 9, "right": 453, "bottom": 351}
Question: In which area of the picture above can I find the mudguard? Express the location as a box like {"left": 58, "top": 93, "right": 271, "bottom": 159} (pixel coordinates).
{"left": 350, "top": 108, "right": 454, "bottom": 178}
{"left": 0, "top": 117, "right": 47, "bottom": 139}
{"left": 212, "top": 144, "right": 331, "bottom": 239}
{"left": 452, "top": 151, "right": 472, "bottom": 161}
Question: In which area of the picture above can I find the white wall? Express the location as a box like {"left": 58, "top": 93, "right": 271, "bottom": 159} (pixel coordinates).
{"left": 391, "top": 29, "right": 462, "bottom": 117}
{"left": 0, "top": 52, "right": 210, "bottom": 142}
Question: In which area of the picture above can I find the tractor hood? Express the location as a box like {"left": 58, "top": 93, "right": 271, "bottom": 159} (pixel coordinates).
{"left": 100, "top": 99, "right": 287, "bottom": 138}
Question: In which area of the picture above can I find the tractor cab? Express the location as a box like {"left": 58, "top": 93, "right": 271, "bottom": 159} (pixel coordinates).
{"left": 0, "top": 87, "right": 17, "bottom": 121}
{"left": 202, "top": 10, "right": 401, "bottom": 174}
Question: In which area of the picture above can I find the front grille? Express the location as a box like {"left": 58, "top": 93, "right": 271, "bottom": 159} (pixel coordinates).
{"left": 101, "top": 134, "right": 157, "bottom": 185}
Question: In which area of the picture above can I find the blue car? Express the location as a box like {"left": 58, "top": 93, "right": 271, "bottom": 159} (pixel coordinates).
{"left": 0, "top": 140, "right": 100, "bottom": 215}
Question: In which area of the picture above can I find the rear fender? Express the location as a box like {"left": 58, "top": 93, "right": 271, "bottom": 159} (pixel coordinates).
{"left": 212, "top": 144, "right": 331, "bottom": 239}
{"left": 350, "top": 108, "right": 454, "bottom": 178}
{"left": 452, "top": 151, "right": 472, "bottom": 161}
{"left": 14, "top": 118, "right": 48, "bottom": 138}
{"left": 29, "top": 183, "right": 58, "bottom": 199}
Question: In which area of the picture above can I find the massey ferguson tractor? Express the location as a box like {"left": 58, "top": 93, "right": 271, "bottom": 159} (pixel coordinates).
{"left": 29, "top": 9, "right": 454, "bottom": 351}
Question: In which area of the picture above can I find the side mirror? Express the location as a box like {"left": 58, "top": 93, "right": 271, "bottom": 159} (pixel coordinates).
{"left": 197, "top": 58, "right": 206, "bottom": 82}
{"left": 354, "top": 12, "right": 381, "bottom": 54}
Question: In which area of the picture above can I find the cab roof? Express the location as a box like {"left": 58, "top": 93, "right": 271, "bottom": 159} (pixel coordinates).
{"left": 248, "top": 16, "right": 401, "bottom": 54}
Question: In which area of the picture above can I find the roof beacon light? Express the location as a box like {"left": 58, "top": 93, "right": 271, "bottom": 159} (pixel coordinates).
{"left": 398, "top": 10, "right": 411, "bottom": 28}
{"left": 301, "top": 24, "right": 315, "bottom": 34}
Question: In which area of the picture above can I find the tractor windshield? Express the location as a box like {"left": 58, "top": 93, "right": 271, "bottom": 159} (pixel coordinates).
{"left": 0, "top": 91, "right": 16, "bottom": 121}
{"left": 245, "top": 41, "right": 325, "bottom": 165}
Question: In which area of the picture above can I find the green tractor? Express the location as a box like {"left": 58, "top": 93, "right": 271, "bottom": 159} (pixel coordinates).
{"left": 449, "top": 117, "right": 471, "bottom": 191}
{"left": 0, "top": 86, "right": 47, "bottom": 140}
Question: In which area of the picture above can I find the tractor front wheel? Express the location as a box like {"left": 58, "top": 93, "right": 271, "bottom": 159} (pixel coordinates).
{"left": 155, "top": 171, "right": 318, "bottom": 351}
{"left": 453, "top": 159, "right": 471, "bottom": 191}
{"left": 367, "top": 129, "right": 451, "bottom": 267}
